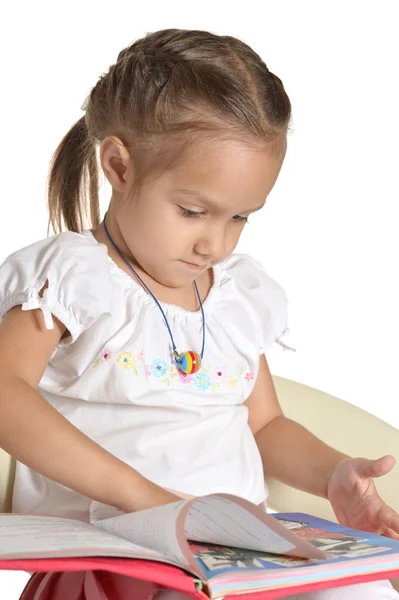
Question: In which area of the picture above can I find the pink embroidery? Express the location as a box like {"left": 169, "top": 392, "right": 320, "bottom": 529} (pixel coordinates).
{"left": 178, "top": 370, "right": 194, "bottom": 384}
{"left": 215, "top": 367, "right": 228, "bottom": 379}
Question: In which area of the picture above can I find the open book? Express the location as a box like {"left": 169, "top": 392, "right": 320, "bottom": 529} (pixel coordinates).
{"left": 1, "top": 494, "right": 399, "bottom": 599}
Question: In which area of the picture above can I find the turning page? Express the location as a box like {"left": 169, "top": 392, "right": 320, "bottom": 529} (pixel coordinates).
{"left": 92, "top": 492, "right": 326, "bottom": 578}
{"left": 181, "top": 495, "right": 326, "bottom": 560}
{"left": 91, "top": 499, "right": 201, "bottom": 574}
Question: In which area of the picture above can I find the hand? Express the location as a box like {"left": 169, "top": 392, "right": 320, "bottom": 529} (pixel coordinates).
{"left": 121, "top": 481, "right": 182, "bottom": 513}
{"left": 327, "top": 455, "right": 399, "bottom": 539}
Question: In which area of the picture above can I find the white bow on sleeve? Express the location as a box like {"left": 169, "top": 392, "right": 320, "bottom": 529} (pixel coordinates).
{"left": 21, "top": 287, "right": 55, "bottom": 330}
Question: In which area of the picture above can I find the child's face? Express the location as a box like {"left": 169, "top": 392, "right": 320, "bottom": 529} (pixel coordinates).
{"left": 115, "top": 138, "right": 285, "bottom": 289}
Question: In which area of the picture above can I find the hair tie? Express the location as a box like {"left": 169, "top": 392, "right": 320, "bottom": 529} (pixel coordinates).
{"left": 81, "top": 95, "right": 89, "bottom": 112}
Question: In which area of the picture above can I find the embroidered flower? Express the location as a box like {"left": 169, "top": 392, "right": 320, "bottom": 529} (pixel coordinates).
{"left": 227, "top": 376, "right": 239, "bottom": 388}
{"left": 169, "top": 365, "right": 178, "bottom": 380}
{"left": 178, "top": 370, "right": 194, "bottom": 384}
{"left": 101, "top": 344, "right": 250, "bottom": 393}
{"left": 117, "top": 351, "right": 137, "bottom": 373}
{"left": 93, "top": 348, "right": 112, "bottom": 367}
{"left": 102, "top": 348, "right": 112, "bottom": 361}
{"left": 150, "top": 359, "right": 167, "bottom": 378}
{"left": 214, "top": 367, "right": 228, "bottom": 379}
{"left": 194, "top": 372, "right": 211, "bottom": 391}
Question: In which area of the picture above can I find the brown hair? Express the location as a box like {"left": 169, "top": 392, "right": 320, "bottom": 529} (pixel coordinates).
{"left": 47, "top": 28, "right": 292, "bottom": 234}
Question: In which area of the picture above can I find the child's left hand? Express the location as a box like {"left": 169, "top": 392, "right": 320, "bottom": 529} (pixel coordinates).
{"left": 327, "top": 455, "right": 399, "bottom": 539}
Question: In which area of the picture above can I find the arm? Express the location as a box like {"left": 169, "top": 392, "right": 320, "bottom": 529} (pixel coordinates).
{"left": 245, "top": 355, "right": 399, "bottom": 537}
{"left": 0, "top": 305, "right": 179, "bottom": 512}
{"left": 244, "top": 355, "right": 348, "bottom": 498}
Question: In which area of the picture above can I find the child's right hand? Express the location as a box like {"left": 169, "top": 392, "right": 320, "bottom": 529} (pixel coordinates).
{"left": 120, "top": 481, "right": 182, "bottom": 513}
{"left": 0, "top": 305, "right": 180, "bottom": 516}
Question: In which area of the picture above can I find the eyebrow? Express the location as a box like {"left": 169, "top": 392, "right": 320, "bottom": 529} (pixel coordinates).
{"left": 175, "top": 189, "right": 265, "bottom": 214}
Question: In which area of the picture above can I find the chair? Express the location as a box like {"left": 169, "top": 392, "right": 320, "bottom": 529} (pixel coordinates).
{"left": 269, "top": 376, "right": 399, "bottom": 520}
{"left": 269, "top": 376, "right": 399, "bottom": 591}
{"left": 0, "top": 446, "right": 15, "bottom": 513}
{"left": 1, "top": 376, "right": 398, "bottom": 590}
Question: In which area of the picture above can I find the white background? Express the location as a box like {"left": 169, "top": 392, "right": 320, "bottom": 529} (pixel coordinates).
{"left": 1, "top": 0, "right": 398, "bottom": 596}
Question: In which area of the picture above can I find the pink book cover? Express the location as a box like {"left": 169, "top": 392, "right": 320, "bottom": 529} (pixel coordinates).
{"left": 1, "top": 505, "right": 399, "bottom": 598}
{"left": 1, "top": 557, "right": 398, "bottom": 599}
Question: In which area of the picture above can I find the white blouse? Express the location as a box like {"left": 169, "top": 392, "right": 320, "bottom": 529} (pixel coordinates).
{"left": 0, "top": 230, "right": 288, "bottom": 520}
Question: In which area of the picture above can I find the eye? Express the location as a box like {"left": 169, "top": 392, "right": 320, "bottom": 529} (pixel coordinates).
{"left": 179, "top": 207, "right": 204, "bottom": 219}
{"left": 232, "top": 215, "right": 248, "bottom": 223}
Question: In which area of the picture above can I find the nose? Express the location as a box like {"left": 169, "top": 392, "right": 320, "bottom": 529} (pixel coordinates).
{"left": 194, "top": 223, "right": 226, "bottom": 262}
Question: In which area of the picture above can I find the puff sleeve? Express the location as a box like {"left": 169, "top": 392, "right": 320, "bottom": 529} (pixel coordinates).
{"left": 249, "top": 257, "right": 290, "bottom": 353}
{"left": 0, "top": 231, "right": 112, "bottom": 344}
{"left": 221, "top": 254, "right": 292, "bottom": 354}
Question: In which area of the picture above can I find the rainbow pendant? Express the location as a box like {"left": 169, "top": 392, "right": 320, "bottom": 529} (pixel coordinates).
{"left": 175, "top": 351, "right": 202, "bottom": 375}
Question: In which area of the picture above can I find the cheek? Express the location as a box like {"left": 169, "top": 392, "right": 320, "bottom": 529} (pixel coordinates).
{"left": 149, "top": 207, "right": 196, "bottom": 245}
{"left": 225, "top": 225, "right": 245, "bottom": 252}
{"left": 133, "top": 205, "right": 166, "bottom": 238}
{"left": 137, "top": 209, "right": 184, "bottom": 253}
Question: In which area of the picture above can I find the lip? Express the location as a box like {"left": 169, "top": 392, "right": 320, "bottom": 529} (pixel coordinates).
{"left": 180, "top": 260, "right": 208, "bottom": 271}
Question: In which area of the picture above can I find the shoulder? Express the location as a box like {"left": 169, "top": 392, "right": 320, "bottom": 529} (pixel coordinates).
{"left": 0, "top": 230, "right": 112, "bottom": 299}
{"left": 220, "top": 253, "right": 287, "bottom": 302}
{"left": 218, "top": 253, "right": 288, "bottom": 352}
{"left": 2, "top": 230, "right": 108, "bottom": 270}
{"left": 0, "top": 231, "right": 113, "bottom": 342}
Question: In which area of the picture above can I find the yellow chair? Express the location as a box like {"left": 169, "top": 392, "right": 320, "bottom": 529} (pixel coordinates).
{"left": 269, "top": 376, "right": 399, "bottom": 521}
{"left": 0, "top": 447, "right": 15, "bottom": 514}
{"left": 1, "top": 377, "right": 398, "bottom": 590}
{"left": 269, "top": 376, "right": 399, "bottom": 592}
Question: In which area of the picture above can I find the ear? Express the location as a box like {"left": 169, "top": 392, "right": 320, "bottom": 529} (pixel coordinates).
{"left": 100, "top": 136, "right": 132, "bottom": 192}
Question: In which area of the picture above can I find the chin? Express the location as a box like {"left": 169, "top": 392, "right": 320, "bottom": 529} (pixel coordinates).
{"left": 152, "top": 272, "right": 187, "bottom": 289}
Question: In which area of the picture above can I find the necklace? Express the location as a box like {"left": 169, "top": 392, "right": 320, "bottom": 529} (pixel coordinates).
{"left": 102, "top": 213, "right": 205, "bottom": 375}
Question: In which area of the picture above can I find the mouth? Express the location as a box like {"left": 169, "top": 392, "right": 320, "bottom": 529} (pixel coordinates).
{"left": 180, "top": 260, "right": 209, "bottom": 271}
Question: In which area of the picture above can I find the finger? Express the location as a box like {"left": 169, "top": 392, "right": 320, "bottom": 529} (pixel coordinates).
{"left": 354, "top": 455, "right": 396, "bottom": 479}
{"left": 378, "top": 504, "right": 399, "bottom": 535}
{"left": 381, "top": 527, "right": 399, "bottom": 541}
{"left": 377, "top": 454, "right": 396, "bottom": 473}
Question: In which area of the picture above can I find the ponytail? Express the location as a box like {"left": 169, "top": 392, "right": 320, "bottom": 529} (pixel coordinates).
{"left": 47, "top": 115, "right": 100, "bottom": 233}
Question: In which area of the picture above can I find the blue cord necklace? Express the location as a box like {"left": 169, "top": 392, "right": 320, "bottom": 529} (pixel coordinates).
{"left": 103, "top": 213, "right": 205, "bottom": 375}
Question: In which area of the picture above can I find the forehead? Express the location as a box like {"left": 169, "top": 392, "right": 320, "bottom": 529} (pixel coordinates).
{"left": 161, "top": 138, "right": 286, "bottom": 209}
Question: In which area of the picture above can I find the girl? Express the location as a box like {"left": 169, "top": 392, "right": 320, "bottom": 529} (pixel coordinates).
{"left": 0, "top": 28, "right": 397, "bottom": 600}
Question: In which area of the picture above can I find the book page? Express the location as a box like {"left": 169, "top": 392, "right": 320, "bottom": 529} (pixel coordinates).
{"left": 0, "top": 514, "right": 173, "bottom": 564}
{"left": 183, "top": 495, "right": 326, "bottom": 560}
{"left": 200, "top": 513, "right": 399, "bottom": 598}
{"left": 275, "top": 512, "right": 399, "bottom": 561}
{"left": 91, "top": 500, "right": 193, "bottom": 568}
